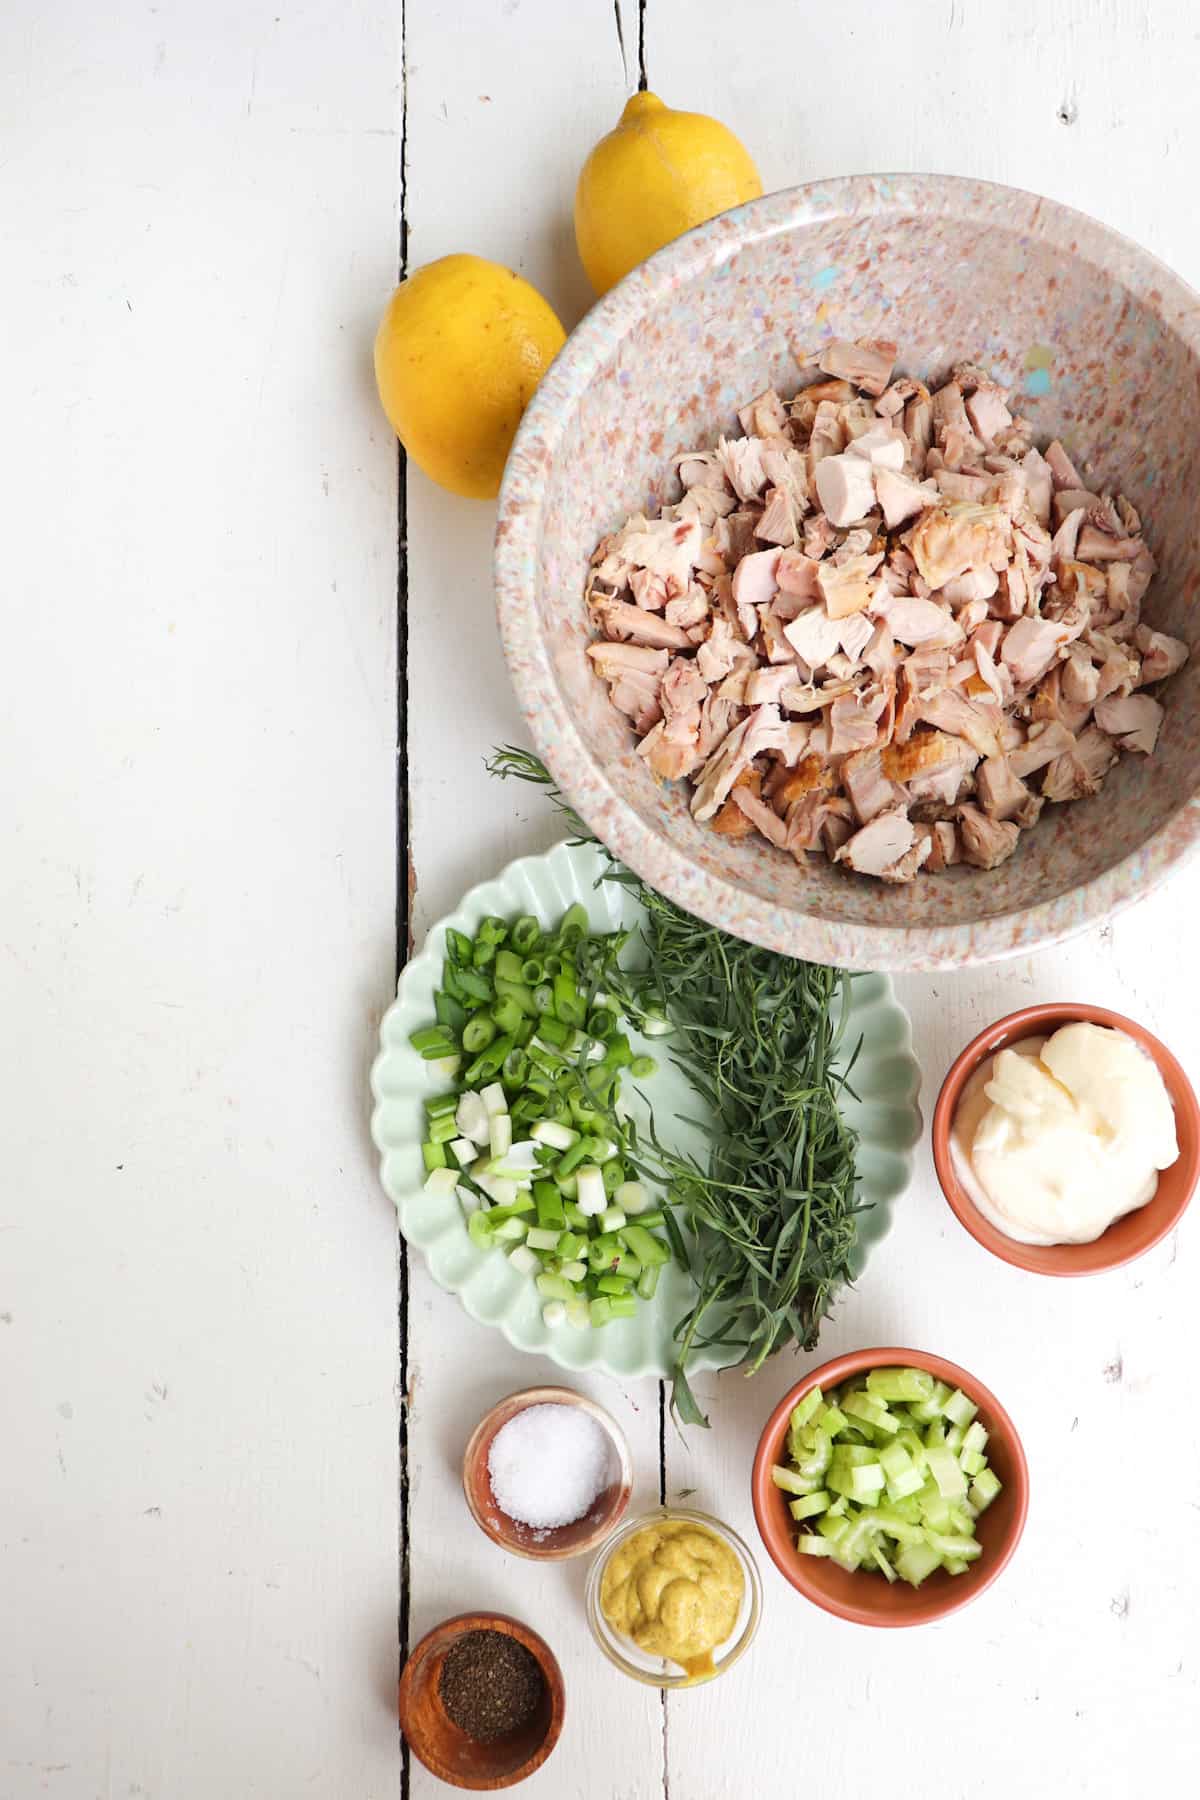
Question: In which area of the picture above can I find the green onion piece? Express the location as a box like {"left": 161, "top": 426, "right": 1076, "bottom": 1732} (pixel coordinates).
{"left": 510, "top": 915, "right": 540, "bottom": 954}
{"left": 477, "top": 916, "right": 509, "bottom": 948}
{"left": 526, "top": 1227, "right": 561, "bottom": 1252}
{"left": 434, "top": 991, "right": 467, "bottom": 1032}
{"left": 424, "top": 1092, "right": 460, "bottom": 1122}
{"left": 636, "top": 1264, "right": 660, "bottom": 1300}
{"left": 520, "top": 959, "right": 544, "bottom": 985}
{"left": 493, "top": 976, "right": 536, "bottom": 1018}
{"left": 461, "top": 1016, "right": 495, "bottom": 1054}
{"left": 410, "top": 1026, "right": 456, "bottom": 1057}
{"left": 558, "top": 903, "right": 588, "bottom": 942}
{"left": 629, "top": 1055, "right": 657, "bottom": 1079}
{"left": 421, "top": 1141, "right": 447, "bottom": 1172}
{"left": 455, "top": 971, "right": 492, "bottom": 1008}
{"left": 536, "top": 1272, "right": 576, "bottom": 1302}
{"left": 467, "top": 1210, "right": 494, "bottom": 1249}
{"left": 596, "top": 1274, "right": 632, "bottom": 1296}
{"left": 426, "top": 1114, "right": 458, "bottom": 1146}
{"left": 445, "top": 927, "right": 473, "bottom": 965}
{"left": 588, "top": 1297, "right": 613, "bottom": 1327}
{"left": 620, "top": 1224, "right": 670, "bottom": 1268}
{"left": 607, "top": 1296, "right": 637, "bottom": 1318}
{"left": 490, "top": 996, "right": 523, "bottom": 1036}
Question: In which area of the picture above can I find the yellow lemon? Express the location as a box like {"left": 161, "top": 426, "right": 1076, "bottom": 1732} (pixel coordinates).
{"left": 373, "top": 254, "right": 565, "bottom": 499}
{"left": 575, "top": 92, "right": 762, "bottom": 297}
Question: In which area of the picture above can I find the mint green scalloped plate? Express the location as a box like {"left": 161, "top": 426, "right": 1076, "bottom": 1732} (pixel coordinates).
{"left": 370, "top": 842, "right": 921, "bottom": 1379}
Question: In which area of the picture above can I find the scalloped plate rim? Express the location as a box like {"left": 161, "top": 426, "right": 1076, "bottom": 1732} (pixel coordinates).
{"left": 370, "top": 841, "right": 922, "bottom": 1379}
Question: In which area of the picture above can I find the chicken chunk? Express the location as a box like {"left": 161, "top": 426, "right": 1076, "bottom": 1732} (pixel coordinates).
{"left": 957, "top": 804, "right": 1020, "bottom": 869}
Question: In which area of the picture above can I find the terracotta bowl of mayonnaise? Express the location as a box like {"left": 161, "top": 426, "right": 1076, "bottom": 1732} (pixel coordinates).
{"left": 933, "top": 1003, "right": 1200, "bottom": 1276}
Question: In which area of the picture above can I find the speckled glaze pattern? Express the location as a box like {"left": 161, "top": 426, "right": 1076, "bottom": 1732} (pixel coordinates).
{"left": 495, "top": 174, "right": 1200, "bottom": 971}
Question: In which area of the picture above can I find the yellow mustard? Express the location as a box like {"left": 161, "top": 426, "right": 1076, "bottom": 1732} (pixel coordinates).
{"left": 600, "top": 1519, "right": 743, "bottom": 1680}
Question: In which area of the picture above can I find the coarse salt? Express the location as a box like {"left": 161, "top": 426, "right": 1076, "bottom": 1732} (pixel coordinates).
{"left": 487, "top": 1403, "right": 610, "bottom": 1532}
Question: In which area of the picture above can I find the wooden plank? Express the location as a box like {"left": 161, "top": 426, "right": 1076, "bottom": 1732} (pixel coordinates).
{"left": 400, "top": 5, "right": 665, "bottom": 1796}
{"left": 0, "top": 3, "right": 402, "bottom": 1794}
{"left": 644, "top": 3, "right": 1200, "bottom": 1790}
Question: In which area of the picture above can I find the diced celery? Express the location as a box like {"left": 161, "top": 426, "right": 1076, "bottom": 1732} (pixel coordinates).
{"left": 827, "top": 1496, "right": 848, "bottom": 1517}
{"left": 870, "top": 1542, "right": 897, "bottom": 1583}
{"left": 970, "top": 1468, "right": 1001, "bottom": 1511}
{"left": 816, "top": 1403, "right": 848, "bottom": 1438}
{"left": 863, "top": 1509, "right": 924, "bottom": 1545}
{"left": 790, "top": 1388, "right": 824, "bottom": 1431}
{"left": 817, "top": 1511, "right": 849, "bottom": 1543}
{"left": 830, "top": 1443, "right": 874, "bottom": 1468}
{"left": 796, "top": 1535, "right": 834, "bottom": 1557}
{"left": 789, "top": 1491, "right": 830, "bottom": 1521}
{"left": 849, "top": 1463, "right": 886, "bottom": 1500}
{"left": 843, "top": 1392, "right": 899, "bottom": 1435}
{"left": 924, "top": 1419, "right": 947, "bottom": 1450}
{"left": 943, "top": 1388, "right": 979, "bottom": 1429}
{"left": 944, "top": 1558, "right": 969, "bottom": 1576}
{"left": 925, "top": 1445, "right": 969, "bottom": 1500}
{"left": 946, "top": 1423, "right": 966, "bottom": 1454}
{"left": 771, "top": 1464, "right": 817, "bottom": 1497}
{"left": 909, "top": 1380, "right": 952, "bottom": 1424}
{"left": 961, "top": 1420, "right": 989, "bottom": 1457}
{"left": 925, "top": 1531, "right": 982, "bottom": 1562}
{"left": 960, "top": 1449, "right": 986, "bottom": 1477}
{"left": 895, "top": 1541, "right": 943, "bottom": 1588}
{"left": 866, "top": 1367, "right": 935, "bottom": 1404}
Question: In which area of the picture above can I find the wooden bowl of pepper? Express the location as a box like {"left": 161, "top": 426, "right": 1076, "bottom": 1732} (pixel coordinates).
{"left": 399, "top": 1611, "right": 565, "bottom": 1789}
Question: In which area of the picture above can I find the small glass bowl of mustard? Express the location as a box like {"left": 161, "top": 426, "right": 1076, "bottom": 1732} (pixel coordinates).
{"left": 584, "top": 1506, "right": 762, "bottom": 1689}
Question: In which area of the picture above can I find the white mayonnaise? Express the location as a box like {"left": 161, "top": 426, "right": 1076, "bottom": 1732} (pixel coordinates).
{"left": 949, "top": 1023, "right": 1178, "bottom": 1246}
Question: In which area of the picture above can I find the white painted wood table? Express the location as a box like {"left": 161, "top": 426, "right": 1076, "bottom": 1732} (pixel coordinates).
{"left": 3, "top": 2, "right": 1199, "bottom": 1795}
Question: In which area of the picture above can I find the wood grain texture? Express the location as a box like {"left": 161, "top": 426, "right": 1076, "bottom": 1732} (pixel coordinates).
{"left": 0, "top": 2, "right": 402, "bottom": 1795}
{"left": 401, "top": 6, "right": 666, "bottom": 1798}
{"left": 407, "top": 2, "right": 1200, "bottom": 1796}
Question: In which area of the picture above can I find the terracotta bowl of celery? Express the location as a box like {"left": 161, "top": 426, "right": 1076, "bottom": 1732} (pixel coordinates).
{"left": 751, "top": 1347, "right": 1029, "bottom": 1627}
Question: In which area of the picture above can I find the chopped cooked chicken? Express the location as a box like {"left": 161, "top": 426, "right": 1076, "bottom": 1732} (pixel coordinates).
{"left": 975, "top": 755, "right": 1032, "bottom": 821}
{"left": 834, "top": 808, "right": 918, "bottom": 878}
{"left": 1041, "top": 725, "right": 1118, "bottom": 803}
{"left": 817, "top": 337, "right": 897, "bottom": 398}
{"left": 588, "top": 346, "right": 1180, "bottom": 881}
{"left": 957, "top": 804, "right": 1020, "bottom": 869}
{"left": 690, "top": 704, "right": 790, "bottom": 822}
{"left": 814, "top": 452, "right": 877, "bottom": 528}
{"left": 817, "top": 555, "right": 879, "bottom": 619}
{"left": 587, "top": 641, "right": 668, "bottom": 732}
{"left": 1135, "top": 625, "right": 1189, "bottom": 684}
{"left": 1094, "top": 692, "right": 1164, "bottom": 755}
{"left": 910, "top": 505, "right": 1010, "bottom": 591}
{"left": 594, "top": 600, "right": 695, "bottom": 650}
{"left": 710, "top": 768, "right": 763, "bottom": 837}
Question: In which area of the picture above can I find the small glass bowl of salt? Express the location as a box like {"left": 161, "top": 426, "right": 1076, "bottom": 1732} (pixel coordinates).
{"left": 463, "top": 1386, "right": 633, "bottom": 1560}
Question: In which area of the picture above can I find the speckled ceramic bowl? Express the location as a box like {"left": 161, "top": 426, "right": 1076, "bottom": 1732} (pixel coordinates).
{"left": 495, "top": 174, "right": 1200, "bottom": 971}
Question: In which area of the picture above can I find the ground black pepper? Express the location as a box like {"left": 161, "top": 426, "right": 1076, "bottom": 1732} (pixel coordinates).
{"left": 437, "top": 1629, "right": 546, "bottom": 1743}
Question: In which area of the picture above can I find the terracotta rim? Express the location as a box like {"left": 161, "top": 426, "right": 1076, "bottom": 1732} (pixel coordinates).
{"left": 932, "top": 1003, "right": 1200, "bottom": 1276}
{"left": 398, "top": 1610, "right": 565, "bottom": 1790}
{"left": 751, "top": 1347, "right": 1029, "bottom": 1627}
{"left": 495, "top": 173, "right": 1200, "bottom": 971}
{"left": 462, "top": 1385, "right": 633, "bottom": 1560}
